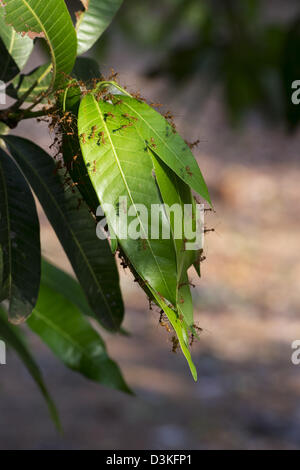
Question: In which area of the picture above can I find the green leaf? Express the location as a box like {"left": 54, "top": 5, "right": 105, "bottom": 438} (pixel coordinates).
{"left": 76, "top": 0, "right": 123, "bottom": 56}
{"left": 78, "top": 93, "right": 178, "bottom": 306}
{"left": 41, "top": 258, "right": 130, "bottom": 335}
{"left": 3, "top": 0, "right": 77, "bottom": 91}
{"left": 0, "top": 306, "right": 60, "bottom": 429}
{"left": 60, "top": 58, "right": 103, "bottom": 213}
{"left": 0, "top": 35, "right": 19, "bottom": 82}
{"left": 27, "top": 283, "right": 131, "bottom": 394}
{"left": 149, "top": 288, "right": 197, "bottom": 381}
{"left": 177, "top": 271, "right": 194, "bottom": 329}
{"left": 2, "top": 135, "right": 124, "bottom": 332}
{"left": 6, "top": 56, "right": 100, "bottom": 104}
{"left": 41, "top": 258, "right": 95, "bottom": 320}
{"left": 150, "top": 150, "right": 198, "bottom": 329}
{"left": 0, "top": 7, "right": 33, "bottom": 82}
{"left": 112, "top": 96, "right": 211, "bottom": 204}
{"left": 72, "top": 56, "right": 103, "bottom": 83}
{"left": 0, "top": 147, "right": 41, "bottom": 324}
{"left": 6, "top": 63, "right": 51, "bottom": 102}
{"left": 78, "top": 92, "right": 199, "bottom": 375}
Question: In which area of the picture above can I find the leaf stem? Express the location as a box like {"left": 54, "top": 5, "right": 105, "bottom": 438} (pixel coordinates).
{"left": 0, "top": 107, "right": 54, "bottom": 129}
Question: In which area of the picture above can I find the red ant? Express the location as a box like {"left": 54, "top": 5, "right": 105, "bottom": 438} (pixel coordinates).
{"left": 171, "top": 336, "right": 179, "bottom": 353}
{"left": 88, "top": 125, "right": 97, "bottom": 140}
{"left": 186, "top": 166, "right": 193, "bottom": 176}
{"left": 121, "top": 123, "right": 133, "bottom": 130}
{"left": 150, "top": 137, "right": 157, "bottom": 149}
{"left": 79, "top": 133, "right": 86, "bottom": 144}
{"left": 97, "top": 131, "right": 106, "bottom": 145}
{"left": 185, "top": 139, "right": 200, "bottom": 149}
{"left": 122, "top": 113, "right": 138, "bottom": 121}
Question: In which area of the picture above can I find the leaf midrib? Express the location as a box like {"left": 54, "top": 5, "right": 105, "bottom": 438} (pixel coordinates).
{"left": 122, "top": 100, "right": 210, "bottom": 203}
{"left": 19, "top": 0, "right": 56, "bottom": 91}
{"left": 93, "top": 96, "right": 174, "bottom": 302}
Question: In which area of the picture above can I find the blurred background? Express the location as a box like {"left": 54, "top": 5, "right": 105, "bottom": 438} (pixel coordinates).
{"left": 1, "top": 0, "right": 300, "bottom": 449}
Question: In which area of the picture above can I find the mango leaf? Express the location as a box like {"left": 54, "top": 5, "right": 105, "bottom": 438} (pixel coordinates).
{"left": 78, "top": 93, "right": 178, "bottom": 306}
{"left": 27, "top": 283, "right": 132, "bottom": 394}
{"left": 3, "top": 0, "right": 77, "bottom": 91}
{"left": 0, "top": 147, "right": 41, "bottom": 324}
{"left": 6, "top": 56, "right": 101, "bottom": 103}
{"left": 6, "top": 63, "right": 51, "bottom": 102}
{"left": 41, "top": 258, "right": 95, "bottom": 320}
{"left": 150, "top": 150, "right": 198, "bottom": 271}
{"left": 0, "top": 35, "right": 19, "bottom": 83}
{"left": 60, "top": 58, "right": 103, "bottom": 213}
{"left": 41, "top": 258, "right": 130, "bottom": 336}
{"left": 73, "top": 56, "right": 103, "bottom": 83}
{"left": 149, "top": 149, "right": 198, "bottom": 329}
{"left": 2, "top": 135, "right": 124, "bottom": 332}
{"left": 149, "top": 287, "right": 197, "bottom": 381}
{"left": 76, "top": 0, "right": 123, "bottom": 56}
{"left": 0, "top": 7, "right": 33, "bottom": 82}
{"left": 0, "top": 306, "right": 60, "bottom": 429}
{"left": 112, "top": 96, "right": 211, "bottom": 204}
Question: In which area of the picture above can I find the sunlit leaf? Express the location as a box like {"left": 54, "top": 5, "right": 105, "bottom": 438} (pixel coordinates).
{"left": 112, "top": 95, "right": 211, "bottom": 204}
{"left": 78, "top": 93, "right": 178, "bottom": 306}
{"left": 3, "top": 0, "right": 77, "bottom": 91}
{"left": 76, "top": 0, "right": 123, "bottom": 55}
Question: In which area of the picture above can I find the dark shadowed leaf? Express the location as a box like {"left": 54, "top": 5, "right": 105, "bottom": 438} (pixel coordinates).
{"left": 60, "top": 58, "right": 103, "bottom": 213}
{"left": 0, "top": 36, "right": 19, "bottom": 83}
{"left": 73, "top": 56, "right": 103, "bottom": 83}
{"left": 0, "top": 7, "right": 33, "bottom": 82}
{"left": 2, "top": 135, "right": 124, "bottom": 332}
{"left": 6, "top": 63, "right": 52, "bottom": 102}
{"left": 6, "top": 56, "right": 101, "bottom": 104}
{"left": 0, "top": 147, "right": 41, "bottom": 324}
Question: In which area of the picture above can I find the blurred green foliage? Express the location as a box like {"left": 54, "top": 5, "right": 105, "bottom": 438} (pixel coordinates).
{"left": 111, "top": 0, "right": 300, "bottom": 128}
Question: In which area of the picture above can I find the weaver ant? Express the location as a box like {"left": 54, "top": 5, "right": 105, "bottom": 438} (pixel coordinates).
{"left": 171, "top": 336, "right": 179, "bottom": 353}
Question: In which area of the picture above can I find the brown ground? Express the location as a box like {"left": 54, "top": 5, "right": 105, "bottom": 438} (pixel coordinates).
{"left": 0, "top": 41, "right": 300, "bottom": 450}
